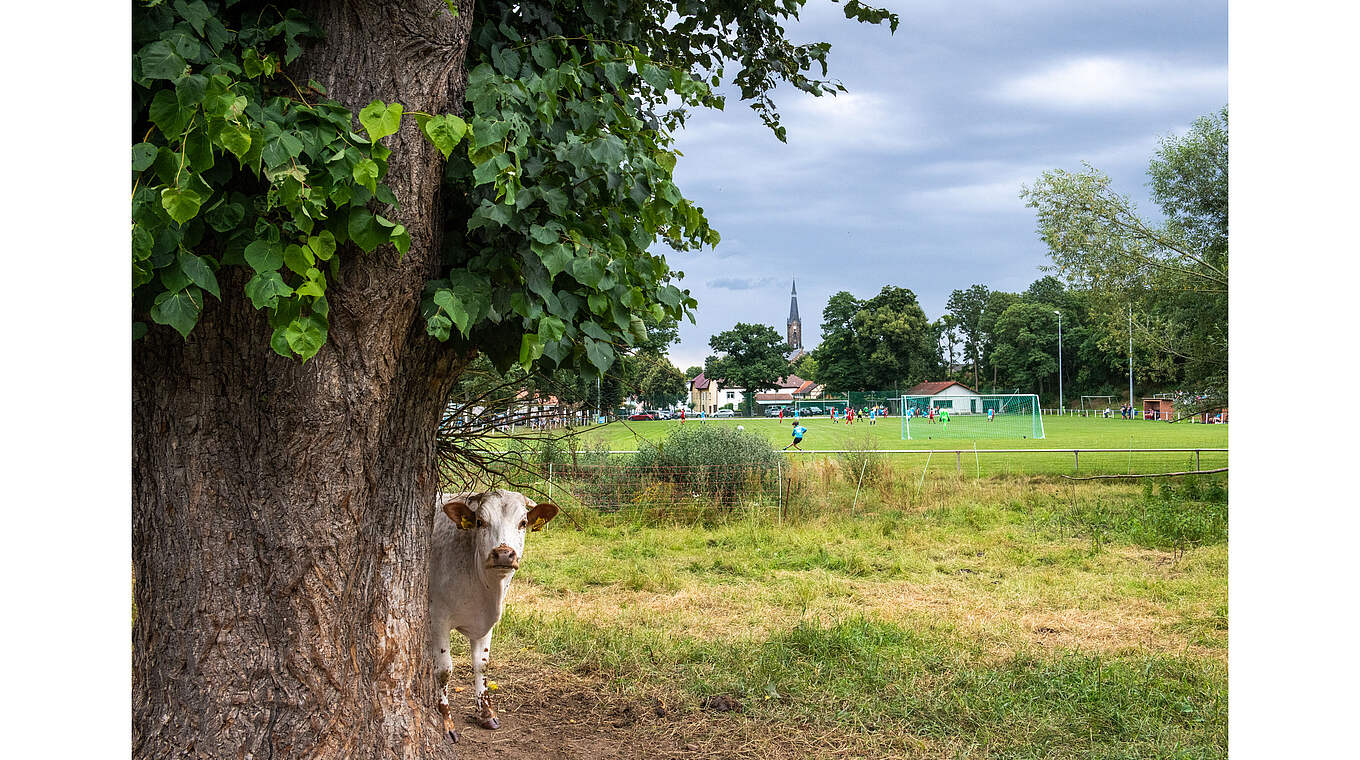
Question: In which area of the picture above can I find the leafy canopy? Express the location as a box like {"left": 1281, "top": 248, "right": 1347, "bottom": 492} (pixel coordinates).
{"left": 132, "top": 0, "right": 898, "bottom": 378}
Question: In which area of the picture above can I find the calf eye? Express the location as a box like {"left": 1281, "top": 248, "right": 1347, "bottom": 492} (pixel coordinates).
{"left": 518, "top": 519, "right": 528, "bottom": 530}
{"left": 475, "top": 517, "right": 486, "bottom": 528}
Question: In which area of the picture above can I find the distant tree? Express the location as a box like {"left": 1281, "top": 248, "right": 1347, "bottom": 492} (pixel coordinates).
{"left": 790, "top": 352, "right": 819, "bottom": 383}
{"left": 978, "top": 290, "right": 1020, "bottom": 390}
{"left": 630, "top": 352, "right": 687, "bottom": 408}
{"left": 684, "top": 365, "right": 704, "bottom": 380}
{"left": 935, "top": 314, "right": 961, "bottom": 380}
{"left": 704, "top": 323, "right": 789, "bottom": 416}
{"left": 989, "top": 303, "right": 1059, "bottom": 399}
{"left": 1022, "top": 106, "right": 1227, "bottom": 414}
{"left": 946, "top": 284, "right": 990, "bottom": 388}
{"left": 811, "top": 291, "right": 865, "bottom": 392}
{"left": 853, "top": 286, "right": 939, "bottom": 389}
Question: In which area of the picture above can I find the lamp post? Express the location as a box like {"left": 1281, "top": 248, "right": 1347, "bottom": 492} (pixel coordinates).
{"left": 1054, "top": 310, "right": 1063, "bottom": 415}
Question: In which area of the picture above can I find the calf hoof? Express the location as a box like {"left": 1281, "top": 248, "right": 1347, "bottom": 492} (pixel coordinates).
{"left": 478, "top": 706, "right": 501, "bottom": 730}
{"left": 446, "top": 728, "right": 460, "bottom": 743}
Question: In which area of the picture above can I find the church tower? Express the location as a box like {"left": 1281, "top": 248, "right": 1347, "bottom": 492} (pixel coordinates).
{"left": 786, "top": 280, "right": 803, "bottom": 350}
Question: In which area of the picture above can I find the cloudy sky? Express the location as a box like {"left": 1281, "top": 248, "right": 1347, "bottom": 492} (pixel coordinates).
{"left": 656, "top": 0, "right": 1227, "bottom": 372}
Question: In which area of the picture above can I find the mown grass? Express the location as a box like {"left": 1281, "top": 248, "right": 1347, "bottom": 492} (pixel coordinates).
{"left": 570, "top": 414, "right": 1228, "bottom": 453}
{"left": 489, "top": 472, "right": 1229, "bottom": 758}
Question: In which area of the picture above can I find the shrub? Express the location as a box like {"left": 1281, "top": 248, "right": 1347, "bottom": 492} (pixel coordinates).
{"left": 632, "top": 424, "right": 779, "bottom": 503}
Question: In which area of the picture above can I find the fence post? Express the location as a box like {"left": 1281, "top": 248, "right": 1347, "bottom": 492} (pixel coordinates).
{"left": 956, "top": 451, "right": 961, "bottom": 473}
{"left": 777, "top": 458, "right": 783, "bottom": 525}
{"left": 852, "top": 458, "right": 868, "bottom": 513}
{"left": 1196, "top": 450, "right": 1201, "bottom": 472}
{"left": 548, "top": 462, "right": 553, "bottom": 500}
{"left": 1074, "top": 450, "right": 1079, "bottom": 474}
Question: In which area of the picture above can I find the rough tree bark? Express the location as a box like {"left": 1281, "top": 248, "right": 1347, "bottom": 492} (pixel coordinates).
{"left": 133, "top": 2, "right": 474, "bottom": 757}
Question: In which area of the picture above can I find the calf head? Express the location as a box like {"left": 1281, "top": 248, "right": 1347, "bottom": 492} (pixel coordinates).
{"left": 441, "top": 490, "right": 559, "bottom": 581}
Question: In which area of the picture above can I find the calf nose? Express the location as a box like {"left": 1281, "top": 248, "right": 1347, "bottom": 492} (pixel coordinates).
{"left": 489, "top": 544, "right": 518, "bottom": 568}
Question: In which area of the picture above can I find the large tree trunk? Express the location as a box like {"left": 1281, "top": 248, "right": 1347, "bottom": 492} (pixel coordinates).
{"left": 133, "top": 2, "right": 474, "bottom": 757}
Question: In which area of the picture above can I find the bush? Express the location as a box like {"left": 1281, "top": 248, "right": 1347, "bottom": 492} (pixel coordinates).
{"left": 632, "top": 424, "right": 779, "bottom": 503}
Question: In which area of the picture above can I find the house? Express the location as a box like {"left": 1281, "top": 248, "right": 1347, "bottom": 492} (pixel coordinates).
{"left": 903, "top": 380, "right": 985, "bottom": 414}
{"left": 753, "top": 374, "right": 820, "bottom": 410}
{"left": 688, "top": 372, "right": 746, "bottom": 414}
{"left": 689, "top": 372, "right": 817, "bottom": 414}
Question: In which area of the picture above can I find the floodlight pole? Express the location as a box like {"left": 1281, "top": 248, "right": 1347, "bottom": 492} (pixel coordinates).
{"left": 1054, "top": 310, "right": 1063, "bottom": 415}
{"left": 1128, "top": 304, "right": 1134, "bottom": 414}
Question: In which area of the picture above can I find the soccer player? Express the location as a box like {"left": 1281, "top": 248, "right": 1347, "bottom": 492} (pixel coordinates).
{"left": 987, "top": 408, "right": 995, "bottom": 423}
{"left": 783, "top": 420, "right": 807, "bottom": 450}
{"left": 680, "top": 408, "right": 686, "bottom": 424}
{"left": 779, "top": 407, "right": 784, "bottom": 422}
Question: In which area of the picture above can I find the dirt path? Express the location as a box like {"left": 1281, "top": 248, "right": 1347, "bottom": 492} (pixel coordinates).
{"left": 447, "top": 662, "right": 900, "bottom": 760}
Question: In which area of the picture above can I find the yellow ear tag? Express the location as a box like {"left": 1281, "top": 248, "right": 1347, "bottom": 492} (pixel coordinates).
{"left": 531, "top": 518, "right": 546, "bottom": 530}
{"left": 460, "top": 517, "right": 475, "bottom": 530}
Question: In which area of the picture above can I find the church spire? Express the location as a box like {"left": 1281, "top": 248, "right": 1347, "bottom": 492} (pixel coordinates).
{"left": 786, "top": 280, "right": 802, "bottom": 350}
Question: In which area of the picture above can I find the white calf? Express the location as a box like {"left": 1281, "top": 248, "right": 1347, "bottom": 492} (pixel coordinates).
{"left": 427, "top": 489, "right": 559, "bottom": 741}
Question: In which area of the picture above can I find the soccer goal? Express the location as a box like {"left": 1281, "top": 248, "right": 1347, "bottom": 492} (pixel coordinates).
{"left": 900, "top": 394, "right": 1044, "bottom": 440}
{"left": 1080, "top": 395, "right": 1114, "bottom": 416}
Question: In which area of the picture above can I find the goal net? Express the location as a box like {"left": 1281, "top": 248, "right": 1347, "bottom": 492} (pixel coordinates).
{"left": 900, "top": 394, "right": 1044, "bottom": 440}
{"left": 1080, "top": 395, "right": 1114, "bottom": 414}
{"left": 793, "top": 398, "right": 848, "bottom": 416}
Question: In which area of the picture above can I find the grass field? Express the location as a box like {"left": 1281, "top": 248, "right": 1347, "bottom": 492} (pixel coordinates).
{"left": 572, "top": 414, "right": 1227, "bottom": 452}
{"left": 461, "top": 434, "right": 1229, "bottom": 758}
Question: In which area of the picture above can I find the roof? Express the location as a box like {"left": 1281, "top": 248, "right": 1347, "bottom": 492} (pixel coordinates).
{"left": 905, "top": 381, "right": 978, "bottom": 396}
{"left": 775, "top": 374, "right": 806, "bottom": 389}
{"left": 690, "top": 372, "right": 711, "bottom": 390}
{"left": 755, "top": 393, "right": 795, "bottom": 403}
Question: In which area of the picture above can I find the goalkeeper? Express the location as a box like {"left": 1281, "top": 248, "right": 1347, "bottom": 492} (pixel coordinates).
{"left": 940, "top": 408, "right": 950, "bottom": 430}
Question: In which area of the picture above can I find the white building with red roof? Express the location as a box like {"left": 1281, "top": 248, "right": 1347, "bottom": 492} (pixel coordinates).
{"left": 903, "top": 380, "right": 985, "bottom": 414}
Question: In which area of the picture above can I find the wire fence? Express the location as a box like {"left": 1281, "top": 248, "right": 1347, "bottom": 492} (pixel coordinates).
{"left": 525, "top": 448, "right": 1227, "bottom": 518}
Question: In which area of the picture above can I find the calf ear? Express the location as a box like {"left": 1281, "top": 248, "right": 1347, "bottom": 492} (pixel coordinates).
{"left": 526, "top": 502, "right": 559, "bottom": 531}
{"left": 441, "top": 498, "right": 478, "bottom": 530}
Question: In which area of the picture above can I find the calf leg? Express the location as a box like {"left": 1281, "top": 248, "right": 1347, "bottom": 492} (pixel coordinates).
{"left": 432, "top": 632, "right": 458, "bottom": 742}
{"left": 469, "top": 629, "right": 499, "bottom": 729}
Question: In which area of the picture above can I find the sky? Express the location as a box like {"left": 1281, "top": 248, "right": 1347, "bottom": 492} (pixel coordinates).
{"left": 657, "top": 0, "right": 1228, "bottom": 373}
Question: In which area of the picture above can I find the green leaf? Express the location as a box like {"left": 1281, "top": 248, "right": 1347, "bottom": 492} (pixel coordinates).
{"left": 572, "top": 257, "right": 605, "bottom": 288}
{"left": 148, "top": 90, "right": 187, "bottom": 136}
{"left": 283, "top": 244, "right": 313, "bottom": 275}
{"left": 352, "top": 158, "right": 379, "bottom": 192}
{"left": 358, "top": 100, "right": 403, "bottom": 141}
{"left": 161, "top": 187, "right": 204, "bottom": 224}
{"left": 536, "top": 243, "right": 573, "bottom": 278}
{"left": 529, "top": 224, "right": 559, "bottom": 245}
{"left": 178, "top": 251, "right": 220, "bottom": 299}
{"left": 133, "top": 322, "right": 148, "bottom": 341}
{"left": 628, "top": 314, "right": 648, "bottom": 344}
{"left": 214, "top": 122, "right": 252, "bottom": 160}
{"left": 584, "top": 337, "right": 614, "bottom": 374}
{"left": 295, "top": 267, "right": 326, "bottom": 298}
{"left": 306, "top": 231, "right": 337, "bottom": 261}
{"left": 140, "top": 40, "right": 187, "bottom": 80}
{"left": 150, "top": 286, "right": 202, "bottom": 338}
{"left": 283, "top": 314, "right": 328, "bottom": 360}
{"left": 204, "top": 201, "right": 244, "bottom": 232}
{"left": 348, "top": 208, "right": 388, "bottom": 252}
{"left": 175, "top": 74, "right": 207, "bottom": 110}
{"left": 244, "top": 240, "right": 283, "bottom": 273}
{"left": 519, "top": 333, "right": 544, "bottom": 367}
{"left": 537, "top": 315, "right": 565, "bottom": 343}
{"left": 390, "top": 224, "right": 410, "bottom": 256}
{"left": 132, "top": 143, "right": 158, "bottom": 172}
{"left": 426, "top": 313, "right": 452, "bottom": 341}
{"left": 418, "top": 114, "right": 468, "bottom": 159}
{"left": 173, "top": 0, "right": 212, "bottom": 35}
{"left": 243, "top": 271, "right": 293, "bottom": 309}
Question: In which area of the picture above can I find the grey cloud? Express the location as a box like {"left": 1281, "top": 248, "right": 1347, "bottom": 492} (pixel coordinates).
{"left": 706, "top": 277, "right": 778, "bottom": 291}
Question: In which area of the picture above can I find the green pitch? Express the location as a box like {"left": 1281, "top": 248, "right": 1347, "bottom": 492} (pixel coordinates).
{"left": 575, "top": 414, "right": 1226, "bottom": 451}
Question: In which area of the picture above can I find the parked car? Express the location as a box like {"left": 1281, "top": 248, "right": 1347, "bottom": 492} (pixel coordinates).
{"left": 714, "top": 409, "right": 736, "bottom": 417}
{"left": 628, "top": 412, "right": 656, "bottom": 421}
{"left": 801, "top": 406, "right": 821, "bottom": 416}
{"left": 655, "top": 410, "right": 673, "bottom": 420}
{"left": 765, "top": 406, "right": 788, "bottom": 417}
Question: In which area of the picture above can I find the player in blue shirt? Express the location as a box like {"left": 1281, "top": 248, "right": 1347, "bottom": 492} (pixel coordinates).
{"left": 783, "top": 420, "right": 807, "bottom": 450}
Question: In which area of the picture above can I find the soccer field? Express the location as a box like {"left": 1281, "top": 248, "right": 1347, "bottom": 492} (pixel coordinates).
{"left": 576, "top": 414, "right": 1227, "bottom": 452}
